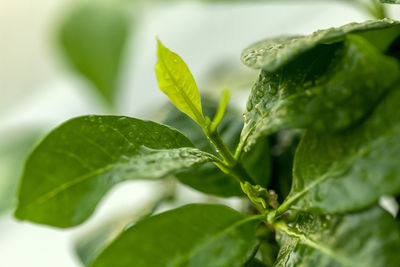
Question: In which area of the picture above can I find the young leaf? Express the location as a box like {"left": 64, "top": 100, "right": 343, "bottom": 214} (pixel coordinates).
{"left": 156, "top": 39, "right": 205, "bottom": 126}
{"left": 60, "top": 2, "right": 129, "bottom": 104}
{"left": 91, "top": 204, "right": 263, "bottom": 267}
{"left": 15, "top": 116, "right": 215, "bottom": 228}
{"left": 241, "top": 18, "right": 400, "bottom": 71}
{"left": 275, "top": 206, "right": 400, "bottom": 266}
{"left": 281, "top": 86, "right": 400, "bottom": 214}
{"left": 239, "top": 34, "right": 399, "bottom": 153}
{"left": 164, "top": 97, "right": 271, "bottom": 197}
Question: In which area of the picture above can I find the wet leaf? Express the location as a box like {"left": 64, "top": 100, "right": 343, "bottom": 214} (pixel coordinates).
{"left": 240, "top": 34, "right": 399, "bottom": 152}
{"left": 242, "top": 18, "right": 400, "bottom": 71}
{"left": 275, "top": 206, "right": 400, "bottom": 266}
{"left": 15, "top": 116, "right": 214, "bottom": 227}
{"left": 285, "top": 86, "right": 400, "bottom": 214}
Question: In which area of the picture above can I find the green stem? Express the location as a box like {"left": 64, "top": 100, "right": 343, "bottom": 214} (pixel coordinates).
{"left": 204, "top": 128, "right": 254, "bottom": 184}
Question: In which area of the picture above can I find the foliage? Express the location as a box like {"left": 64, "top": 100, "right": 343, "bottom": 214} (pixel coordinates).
{"left": 13, "top": 2, "right": 400, "bottom": 266}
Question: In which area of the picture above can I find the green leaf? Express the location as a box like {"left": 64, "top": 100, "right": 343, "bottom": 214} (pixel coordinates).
{"left": 15, "top": 116, "right": 215, "bottom": 228}
{"left": 59, "top": 2, "right": 129, "bottom": 104}
{"left": 91, "top": 204, "right": 263, "bottom": 267}
{"left": 156, "top": 39, "right": 205, "bottom": 126}
{"left": 274, "top": 206, "right": 400, "bottom": 267}
{"left": 239, "top": 34, "right": 399, "bottom": 153}
{"left": 242, "top": 18, "right": 400, "bottom": 71}
{"left": 282, "top": 86, "right": 400, "bottom": 214}
{"left": 164, "top": 97, "right": 271, "bottom": 197}
{"left": 380, "top": 0, "right": 400, "bottom": 3}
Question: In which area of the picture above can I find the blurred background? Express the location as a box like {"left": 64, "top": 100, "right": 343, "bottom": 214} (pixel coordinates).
{"left": 1, "top": 0, "right": 399, "bottom": 266}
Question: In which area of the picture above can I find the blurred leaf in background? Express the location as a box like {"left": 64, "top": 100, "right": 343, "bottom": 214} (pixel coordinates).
{"left": 59, "top": 1, "right": 130, "bottom": 106}
{"left": 0, "top": 130, "right": 41, "bottom": 214}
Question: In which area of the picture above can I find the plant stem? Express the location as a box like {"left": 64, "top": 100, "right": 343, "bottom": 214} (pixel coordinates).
{"left": 204, "top": 128, "right": 254, "bottom": 184}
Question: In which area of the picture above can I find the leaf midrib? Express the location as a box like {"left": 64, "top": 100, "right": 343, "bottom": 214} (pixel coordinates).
{"left": 276, "top": 223, "right": 355, "bottom": 267}
{"left": 158, "top": 48, "right": 204, "bottom": 126}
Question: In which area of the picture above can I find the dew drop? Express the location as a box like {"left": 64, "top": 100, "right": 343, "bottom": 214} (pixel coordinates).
{"left": 268, "top": 85, "right": 277, "bottom": 95}
{"left": 247, "top": 101, "right": 253, "bottom": 111}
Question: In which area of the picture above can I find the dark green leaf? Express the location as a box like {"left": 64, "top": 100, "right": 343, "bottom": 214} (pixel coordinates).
{"left": 380, "top": 0, "right": 400, "bottom": 3}
{"left": 284, "top": 86, "right": 400, "bottom": 214}
{"left": 59, "top": 2, "right": 129, "bottom": 104}
{"left": 164, "top": 97, "right": 271, "bottom": 197}
{"left": 274, "top": 206, "right": 400, "bottom": 266}
{"left": 242, "top": 18, "right": 400, "bottom": 71}
{"left": 15, "top": 116, "right": 214, "bottom": 227}
{"left": 91, "top": 204, "right": 262, "bottom": 267}
{"left": 240, "top": 34, "right": 399, "bottom": 152}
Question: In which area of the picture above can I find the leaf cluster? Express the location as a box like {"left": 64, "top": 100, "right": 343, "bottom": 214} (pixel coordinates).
{"left": 14, "top": 15, "right": 400, "bottom": 267}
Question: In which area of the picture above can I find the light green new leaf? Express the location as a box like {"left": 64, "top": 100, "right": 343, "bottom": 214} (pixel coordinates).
{"left": 242, "top": 18, "right": 400, "bottom": 71}
{"left": 282, "top": 86, "right": 400, "bottom": 214}
{"left": 274, "top": 206, "right": 400, "bottom": 267}
{"left": 15, "top": 116, "right": 215, "bottom": 228}
{"left": 60, "top": 3, "right": 129, "bottom": 104}
{"left": 239, "top": 34, "right": 399, "bottom": 153}
{"left": 156, "top": 40, "right": 205, "bottom": 126}
{"left": 380, "top": 0, "right": 400, "bottom": 3}
{"left": 91, "top": 204, "right": 263, "bottom": 267}
{"left": 164, "top": 97, "right": 271, "bottom": 197}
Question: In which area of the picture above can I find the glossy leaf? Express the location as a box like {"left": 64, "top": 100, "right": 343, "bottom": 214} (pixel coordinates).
{"left": 274, "top": 206, "right": 400, "bottom": 266}
{"left": 156, "top": 39, "right": 205, "bottom": 126}
{"left": 91, "top": 204, "right": 262, "bottom": 267}
{"left": 242, "top": 18, "right": 400, "bottom": 71}
{"left": 240, "top": 34, "right": 399, "bottom": 152}
{"left": 164, "top": 97, "right": 271, "bottom": 197}
{"left": 15, "top": 116, "right": 215, "bottom": 227}
{"left": 284, "top": 86, "right": 400, "bottom": 214}
{"left": 60, "top": 3, "right": 128, "bottom": 104}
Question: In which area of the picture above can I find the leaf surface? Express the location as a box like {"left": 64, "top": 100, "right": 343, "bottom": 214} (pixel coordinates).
{"left": 274, "top": 206, "right": 400, "bottom": 267}
{"left": 156, "top": 40, "right": 204, "bottom": 126}
{"left": 240, "top": 34, "right": 399, "bottom": 152}
{"left": 15, "top": 116, "right": 214, "bottom": 227}
{"left": 92, "top": 204, "right": 262, "bottom": 267}
{"left": 285, "top": 85, "right": 400, "bottom": 214}
{"left": 242, "top": 18, "right": 400, "bottom": 71}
